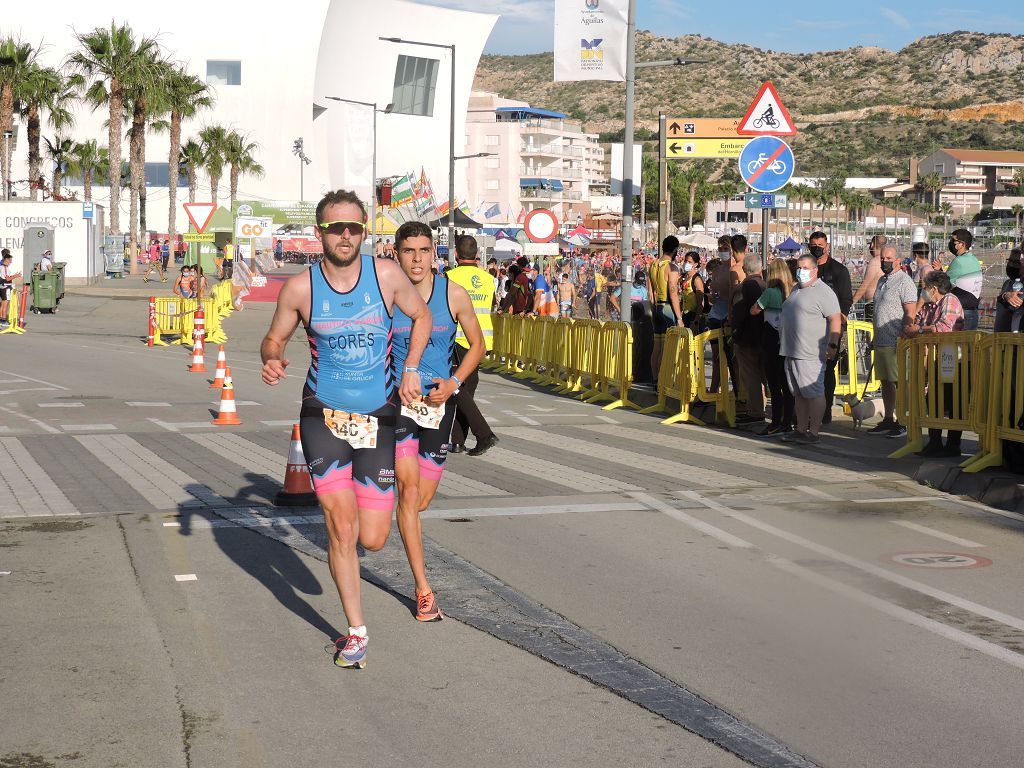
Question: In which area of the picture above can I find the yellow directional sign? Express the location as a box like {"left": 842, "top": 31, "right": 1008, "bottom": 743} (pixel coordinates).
{"left": 665, "top": 138, "right": 749, "bottom": 159}
{"left": 182, "top": 232, "right": 215, "bottom": 243}
{"left": 667, "top": 118, "right": 741, "bottom": 139}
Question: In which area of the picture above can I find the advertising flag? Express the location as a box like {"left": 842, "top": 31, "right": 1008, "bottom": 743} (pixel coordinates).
{"left": 553, "top": 0, "right": 628, "bottom": 82}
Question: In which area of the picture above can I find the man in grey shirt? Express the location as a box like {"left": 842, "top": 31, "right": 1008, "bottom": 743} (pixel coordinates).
{"left": 780, "top": 254, "right": 843, "bottom": 444}
{"left": 867, "top": 244, "right": 917, "bottom": 437}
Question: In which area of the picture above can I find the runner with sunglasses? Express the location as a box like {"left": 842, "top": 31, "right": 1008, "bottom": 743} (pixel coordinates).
{"left": 261, "top": 189, "right": 431, "bottom": 669}
{"left": 391, "top": 222, "right": 485, "bottom": 622}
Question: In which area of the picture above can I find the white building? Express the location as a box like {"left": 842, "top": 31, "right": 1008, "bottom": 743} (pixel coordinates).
{"left": 464, "top": 92, "right": 607, "bottom": 226}
{"left": 4, "top": 0, "right": 497, "bottom": 233}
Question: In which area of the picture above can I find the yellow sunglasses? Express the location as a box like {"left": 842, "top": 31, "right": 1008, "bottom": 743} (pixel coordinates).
{"left": 319, "top": 220, "right": 366, "bottom": 236}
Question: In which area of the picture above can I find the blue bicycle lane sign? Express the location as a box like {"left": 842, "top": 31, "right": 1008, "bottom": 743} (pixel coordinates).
{"left": 739, "top": 136, "right": 795, "bottom": 193}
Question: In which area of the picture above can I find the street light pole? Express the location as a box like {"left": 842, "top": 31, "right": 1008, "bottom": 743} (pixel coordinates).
{"left": 619, "top": 0, "right": 637, "bottom": 309}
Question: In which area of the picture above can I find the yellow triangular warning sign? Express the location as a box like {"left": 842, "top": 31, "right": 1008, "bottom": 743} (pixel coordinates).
{"left": 737, "top": 81, "right": 796, "bottom": 137}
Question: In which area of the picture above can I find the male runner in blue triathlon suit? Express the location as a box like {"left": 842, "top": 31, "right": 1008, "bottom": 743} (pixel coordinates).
{"left": 391, "top": 222, "right": 485, "bottom": 622}
{"left": 261, "top": 189, "right": 431, "bottom": 669}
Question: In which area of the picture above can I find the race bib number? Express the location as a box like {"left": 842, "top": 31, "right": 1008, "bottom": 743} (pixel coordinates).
{"left": 323, "top": 410, "right": 378, "bottom": 449}
{"left": 402, "top": 398, "right": 444, "bottom": 430}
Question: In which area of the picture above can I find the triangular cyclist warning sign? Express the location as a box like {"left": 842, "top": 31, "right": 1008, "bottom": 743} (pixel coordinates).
{"left": 737, "top": 81, "right": 797, "bottom": 137}
{"left": 183, "top": 202, "right": 217, "bottom": 233}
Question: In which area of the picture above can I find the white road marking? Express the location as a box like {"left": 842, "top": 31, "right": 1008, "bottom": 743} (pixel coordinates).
{"left": 0, "top": 378, "right": 27, "bottom": 384}
{"left": 163, "top": 521, "right": 181, "bottom": 527}
{"left": 437, "top": 470, "right": 511, "bottom": 498}
{"left": 0, "top": 369, "right": 68, "bottom": 390}
{"left": 0, "top": 405, "right": 60, "bottom": 434}
{"left": 578, "top": 424, "right": 872, "bottom": 482}
{"left": 147, "top": 418, "right": 216, "bottom": 432}
{"left": 526, "top": 405, "right": 557, "bottom": 412}
{"left": 890, "top": 520, "right": 985, "bottom": 548}
{"left": 174, "top": 574, "right": 198, "bottom": 582}
{"left": 0, "top": 438, "right": 77, "bottom": 516}
{"left": 60, "top": 424, "right": 117, "bottom": 432}
{"left": 38, "top": 402, "right": 84, "bottom": 408}
{"left": 76, "top": 434, "right": 230, "bottom": 510}
{"left": 127, "top": 401, "right": 172, "bottom": 407}
{"left": 500, "top": 428, "right": 756, "bottom": 489}
{"left": 517, "top": 416, "right": 542, "bottom": 425}
{"left": 0, "top": 387, "right": 59, "bottom": 395}
{"left": 210, "top": 400, "right": 260, "bottom": 406}
{"left": 476, "top": 398, "right": 492, "bottom": 405}
{"left": 795, "top": 485, "right": 840, "bottom": 501}
{"left": 261, "top": 420, "right": 297, "bottom": 427}
{"left": 684, "top": 490, "right": 1024, "bottom": 634}
{"left": 634, "top": 492, "right": 754, "bottom": 549}
{"left": 184, "top": 433, "right": 284, "bottom": 478}
{"left": 595, "top": 415, "right": 618, "bottom": 424}
{"left": 470, "top": 446, "right": 641, "bottom": 493}
{"left": 854, "top": 496, "right": 941, "bottom": 504}
{"left": 424, "top": 501, "right": 646, "bottom": 519}
{"left": 769, "top": 555, "right": 1024, "bottom": 672}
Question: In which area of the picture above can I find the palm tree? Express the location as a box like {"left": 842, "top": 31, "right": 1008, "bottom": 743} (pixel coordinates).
{"left": 0, "top": 38, "right": 36, "bottom": 199}
{"left": 920, "top": 171, "right": 943, "bottom": 208}
{"left": 198, "top": 124, "right": 229, "bottom": 206}
{"left": 66, "top": 140, "right": 107, "bottom": 203}
{"left": 179, "top": 139, "right": 204, "bottom": 204}
{"left": 676, "top": 161, "right": 710, "bottom": 231}
{"left": 20, "top": 66, "right": 81, "bottom": 200}
{"left": 940, "top": 202, "right": 953, "bottom": 242}
{"left": 1013, "top": 204, "right": 1024, "bottom": 248}
{"left": 162, "top": 67, "right": 212, "bottom": 239}
{"left": 43, "top": 135, "right": 74, "bottom": 199}
{"left": 223, "top": 131, "right": 264, "bottom": 209}
{"left": 68, "top": 22, "right": 161, "bottom": 248}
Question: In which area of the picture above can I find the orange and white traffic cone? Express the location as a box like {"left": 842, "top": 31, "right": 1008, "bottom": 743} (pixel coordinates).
{"left": 274, "top": 423, "right": 318, "bottom": 507}
{"left": 211, "top": 367, "right": 241, "bottom": 425}
{"left": 189, "top": 331, "right": 206, "bottom": 372}
{"left": 209, "top": 345, "right": 227, "bottom": 388}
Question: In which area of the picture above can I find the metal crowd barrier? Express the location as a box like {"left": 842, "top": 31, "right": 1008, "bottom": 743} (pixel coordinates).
{"left": 151, "top": 296, "right": 229, "bottom": 346}
{"left": 639, "top": 327, "right": 703, "bottom": 425}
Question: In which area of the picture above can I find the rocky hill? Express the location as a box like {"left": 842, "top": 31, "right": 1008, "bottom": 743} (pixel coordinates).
{"left": 473, "top": 31, "right": 1024, "bottom": 177}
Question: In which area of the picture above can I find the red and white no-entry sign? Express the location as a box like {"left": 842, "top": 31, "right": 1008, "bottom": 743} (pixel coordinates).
{"left": 523, "top": 208, "right": 559, "bottom": 243}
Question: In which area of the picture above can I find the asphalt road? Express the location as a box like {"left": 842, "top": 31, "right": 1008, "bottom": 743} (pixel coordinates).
{"left": 2, "top": 279, "right": 1023, "bottom": 768}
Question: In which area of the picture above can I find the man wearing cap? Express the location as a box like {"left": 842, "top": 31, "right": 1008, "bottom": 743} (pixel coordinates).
{"left": 446, "top": 235, "right": 499, "bottom": 456}
{"left": 39, "top": 250, "right": 53, "bottom": 272}
{"left": 866, "top": 244, "right": 916, "bottom": 437}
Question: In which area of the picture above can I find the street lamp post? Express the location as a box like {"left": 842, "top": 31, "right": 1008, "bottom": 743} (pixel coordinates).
{"left": 292, "top": 137, "right": 311, "bottom": 201}
{"left": 326, "top": 97, "right": 393, "bottom": 244}
{"left": 380, "top": 37, "right": 457, "bottom": 265}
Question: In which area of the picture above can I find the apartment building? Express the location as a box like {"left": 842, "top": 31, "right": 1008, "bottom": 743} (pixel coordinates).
{"left": 464, "top": 92, "right": 607, "bottom": 225}
{"left": 918, "top": 149, "right": 1024, "bottom": 217}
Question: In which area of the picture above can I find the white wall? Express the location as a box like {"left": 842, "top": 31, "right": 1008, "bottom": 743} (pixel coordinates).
{"left": 0, "top": 201, "right": 105, "bottom": 283}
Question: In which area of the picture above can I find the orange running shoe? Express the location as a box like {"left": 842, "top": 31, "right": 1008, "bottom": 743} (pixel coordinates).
{"left": 415, "top": 591, "right": 443, "bottom": 622}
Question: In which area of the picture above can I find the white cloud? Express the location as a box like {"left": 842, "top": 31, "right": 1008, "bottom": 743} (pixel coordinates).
{"left": 880, "top": 6, "right": 912, "bottom": 30}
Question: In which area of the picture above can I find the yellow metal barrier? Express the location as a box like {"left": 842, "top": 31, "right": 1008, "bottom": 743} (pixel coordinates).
{"left": 212, "top": 281, "right": 233, "bottom": 319}
{"left": 581, "top": 321, "right": 639, "bottom": 411}
{"left": 639, "top": 327, "right": 703, "bottom": 425}
{"left": 483, "top": 313, "right": 506, "bottom": 370}
{"left": 542, "top": 318, "right": 573, "bottom": 388}
{"left": 889, "top": 331, "right": 982, "bottom": 459}
{"left": 519, "top": 316, "right": 556, "bottom": 382}
{"left": 961, "top": 334, "right": 1024, "bottom": 472}
{"left": 834, "top": 320, "right": 881, "bottom": 398}
{"left": 690, "top": 328, "right": 736, "bottom": 427}
{"left": 1, "top": 287, "right": 25, "bottom": 335}
{"left": 153, "top": 297, "right": 227, "bottom": 346}
{"left": 556, "top": 319, "right": 600, "bottom": 395}
{"left": 499, "top": 315, "right": 528, "bottom": 375}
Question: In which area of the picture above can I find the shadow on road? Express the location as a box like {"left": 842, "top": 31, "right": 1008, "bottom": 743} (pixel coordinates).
{"left": 176, "top": 484, "right": 342, "bottom": 641}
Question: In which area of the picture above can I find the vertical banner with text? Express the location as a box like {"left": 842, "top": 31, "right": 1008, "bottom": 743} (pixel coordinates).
{"left": 553, "top": 0, "right": 628, "bottom": 82}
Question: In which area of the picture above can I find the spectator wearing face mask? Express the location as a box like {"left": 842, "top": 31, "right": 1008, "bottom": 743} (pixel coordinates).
{"left": 808, "top": 231, "right": 852, "bottom": 425}
{"left": 945, "top": 228, "right": 982, "bottom": 331}
{"left": 679, "top": 251, "right": 706, "bottom": 330}
{"left": 704, "top": 235, "right": 734, "bottom": 398}
{"left": 903, "top": 270, "right": 965, "bottom": 457}
{"left": 866, "top": 245, "right": 917, "bottom": 437}
{"left": 995, "top": 249, "right": 1024, "bottom": 333}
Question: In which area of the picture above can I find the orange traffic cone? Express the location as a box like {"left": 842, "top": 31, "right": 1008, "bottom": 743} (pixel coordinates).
{"left": 189, "top": 332, "right": 207, "bottom": 373}
{"left": 275, "top": 424, "right": 318, "bottom": 506}
{"left": 211, "top": 367, "right": 241, "bottom": 425}
{"left": 210, "top": 345, "right": 227, "bottom": 388}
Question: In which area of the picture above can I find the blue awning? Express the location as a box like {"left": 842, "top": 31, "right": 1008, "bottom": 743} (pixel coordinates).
{"left": 520, "top": 178, "right": 564, "bottom": 191}
{"left": 520, "top": 178, "right": 541, "bottom": 188}
{"left": 496, "top": 106, "right": 567, "bottom": 120}
{"left": 550, "top": 179, "right": 564, "bottom": 191}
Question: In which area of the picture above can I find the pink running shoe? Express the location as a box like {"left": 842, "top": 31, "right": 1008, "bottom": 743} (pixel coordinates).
{"left": 334, "top": 634, "right": 368, "bottom": 668}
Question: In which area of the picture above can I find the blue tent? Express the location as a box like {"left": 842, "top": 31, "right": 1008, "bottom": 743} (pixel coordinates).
{"left": 776, "top": 237, "right": 803, "bottom": 253}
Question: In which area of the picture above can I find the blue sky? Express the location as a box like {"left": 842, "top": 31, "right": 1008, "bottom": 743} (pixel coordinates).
{"left": 417, "top": 0, "right": 1024, "bottom": 55}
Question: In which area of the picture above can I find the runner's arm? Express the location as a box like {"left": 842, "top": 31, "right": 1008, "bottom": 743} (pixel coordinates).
{"left": 428, "top": 283, "right": 484, "bottom": 406}
{"left": 668, "top": 268, "right": 683, "bottom": 326}
{"left": 260, "top": 277, "right": 303, "bottom": 385}
{"left": 381, "top": 259, "right": 430, "bottom": 404}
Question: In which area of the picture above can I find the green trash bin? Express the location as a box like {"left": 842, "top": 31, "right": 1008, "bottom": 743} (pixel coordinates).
{"left": 53, "top": 262, "right": 66, "bottom": 298}
{"left": 30, "top": 270, "right": 58, "bottom": 313}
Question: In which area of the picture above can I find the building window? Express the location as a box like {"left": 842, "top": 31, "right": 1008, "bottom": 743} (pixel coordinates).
{"left": 144, "top": 162, "right": 187, "bottom": 188}
{"left": 206, "top": 60, "right": 241, "bottom": 86}
{"left": 486, "top": 179, "right": 500, "bottom": 191}
{"left": 390, "top": 55, "right": 439, "bottom": 117}
{"left": 935, "top": 163, "right": 944, "bottom": 175}
{"left": 486, "top": 158, "right": 500, "bottom": 169}
{"left": 486, "top": 135, "right": 499, "bottom": 146}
